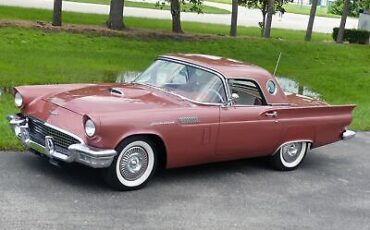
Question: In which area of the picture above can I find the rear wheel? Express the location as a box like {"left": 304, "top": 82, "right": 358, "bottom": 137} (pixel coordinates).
{"left": 270, "top": 141, "right": 309, "bottom": 171}
{"left": 103, "top": 137, "right": 157, "bottom": 191}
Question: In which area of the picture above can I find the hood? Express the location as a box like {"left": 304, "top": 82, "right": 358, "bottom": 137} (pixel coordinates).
{"left": 43, "top": 83, "right": 187, "bottom": 115}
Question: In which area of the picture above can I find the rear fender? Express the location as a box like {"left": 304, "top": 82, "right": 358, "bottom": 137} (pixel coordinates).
{"left": 274, "top": 105, "right": 355, "bottom": 149}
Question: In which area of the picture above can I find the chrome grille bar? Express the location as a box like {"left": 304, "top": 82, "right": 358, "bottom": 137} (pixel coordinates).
{"left": 28, "top": 117, "right": 80, "bottom": 150}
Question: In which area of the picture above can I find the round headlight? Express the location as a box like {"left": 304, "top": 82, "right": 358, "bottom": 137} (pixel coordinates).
{"left": 85, "top": 119, "right": 96, "bottom": 137}
{"left": 14, "top": 92, "right": 23, "bottom": 107}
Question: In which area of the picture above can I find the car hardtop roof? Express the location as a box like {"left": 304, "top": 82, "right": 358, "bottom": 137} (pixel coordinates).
{"left": 159, "top": 53, "right": 274, "bottom": 82}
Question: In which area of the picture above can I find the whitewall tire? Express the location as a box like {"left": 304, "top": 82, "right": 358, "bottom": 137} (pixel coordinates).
{"left": 103, "top": 137, "right": 157, "bottom": 190}
{"left": 271, "top": 141, "right": 309, "bottom": 171}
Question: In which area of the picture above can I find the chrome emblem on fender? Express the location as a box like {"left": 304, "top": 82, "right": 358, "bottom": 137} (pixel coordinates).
{"left": 45, "top": 136, "right": 55, "bottom": 155}
{"left": 178, "top": 116, "right": 200, "bottom": 125}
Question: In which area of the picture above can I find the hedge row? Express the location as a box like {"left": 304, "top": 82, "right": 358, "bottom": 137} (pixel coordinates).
{"left": 332, "top": 28, "right": 370, "bottom": 44}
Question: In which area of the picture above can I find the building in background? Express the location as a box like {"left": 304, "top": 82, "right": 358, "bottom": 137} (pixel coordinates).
{"left": 358, "top": 11, "right": 370, "bottom": 31}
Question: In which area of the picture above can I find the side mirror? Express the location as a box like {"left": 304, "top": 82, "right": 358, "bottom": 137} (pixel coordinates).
{"left": 227, "top": 93, "right": 239, "bottom": 106}
{"left": 231, "top": 93, "right": 239, "bottom": 100}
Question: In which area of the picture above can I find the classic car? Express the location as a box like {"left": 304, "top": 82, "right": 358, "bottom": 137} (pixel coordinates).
{"left": 7, "top": 54, "right": 356, "bottom": 190}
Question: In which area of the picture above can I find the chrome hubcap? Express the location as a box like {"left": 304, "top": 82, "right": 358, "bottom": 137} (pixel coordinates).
{"left": 120, "top": 146, "right": 148, "bottom": 181}
{"left": 282, "top": 143, "right": 303, "bottom": 163}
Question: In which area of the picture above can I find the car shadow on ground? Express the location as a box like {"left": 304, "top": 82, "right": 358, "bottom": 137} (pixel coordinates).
{"left": 17, "top": 149, "right": 334, "bottom": 191}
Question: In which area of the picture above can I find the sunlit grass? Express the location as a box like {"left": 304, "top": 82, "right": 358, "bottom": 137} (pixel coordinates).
{"left": 0, "top": 6, "right": 332, "bottom": 41}
{"left": 66, "top": 0, "right": 230, "bottom": 14}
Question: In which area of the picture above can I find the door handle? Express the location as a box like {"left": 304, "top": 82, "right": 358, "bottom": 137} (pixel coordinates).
{"left": 265, "top": 111, "right": 278, "bottom": 118}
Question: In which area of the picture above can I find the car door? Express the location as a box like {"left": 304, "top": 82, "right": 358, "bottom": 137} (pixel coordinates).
{"left": 215, "top": 79, "right": 283, "bottom": 160}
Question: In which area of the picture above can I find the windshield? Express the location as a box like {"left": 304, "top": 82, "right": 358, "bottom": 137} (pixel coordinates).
{"left": 134, "top": 60, "right": 226, "bottom": 104}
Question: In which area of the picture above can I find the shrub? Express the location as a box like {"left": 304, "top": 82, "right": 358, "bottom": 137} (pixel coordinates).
{"left": 328, "top": 0, "right": 370, "bottom": 17}
{"left": 332, "top": 27, "right": 370, "bottom": 44}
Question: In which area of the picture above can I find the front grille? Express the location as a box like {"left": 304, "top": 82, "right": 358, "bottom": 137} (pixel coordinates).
{"left": 28, "top": 117, "right": 81, "bottom": 153}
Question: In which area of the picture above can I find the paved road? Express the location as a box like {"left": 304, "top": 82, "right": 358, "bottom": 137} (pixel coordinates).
{"left": 0, "top": 133, "right": 369, "bottom": 229}
{"left": 0, "top": 0, "right": 359, "bottom": 33}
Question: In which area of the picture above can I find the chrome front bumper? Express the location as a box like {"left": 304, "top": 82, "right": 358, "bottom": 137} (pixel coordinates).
{"left": 342, "top": 129, "right": 356, "bottom": 140}
{"left": 7, "top": 114, "right": 117, "bottom": 168}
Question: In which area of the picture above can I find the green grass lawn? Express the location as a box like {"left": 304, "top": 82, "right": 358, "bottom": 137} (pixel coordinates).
{"left": 284, "top": 3, "right": 339, "bottom": 18}
{"left": 0, "top": 94, "right": 23, "bottom": 150}
{"left": 206, "top": 1, "right": 340, "bottom": 18}
{"left": 0, "top": 6, "right": 332, "bottom": 41}
{"left": 206, "top": 0, "right": 231, "bottom": 4}
{"left": 66, "top": 0, "right": 230, "bottom": 14}
{"left": 0, "top": 27, "right": 369, "bottom": 150}
{"left": 0, "top": 6, "right": 369, "bottom": 149}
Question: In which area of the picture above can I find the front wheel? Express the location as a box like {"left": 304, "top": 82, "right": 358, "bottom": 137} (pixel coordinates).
{"left": 270, "top": 141, "right": 309, "bottom": 171}
{"left": 103, "top": 137, "right": 157, "bottom": 191}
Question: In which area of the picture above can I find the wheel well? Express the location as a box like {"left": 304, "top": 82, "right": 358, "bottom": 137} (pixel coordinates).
{"left": 119, "top": 134, "right": 167, "bottom": 171}
{"left": 272, "top": 140, "right": 313, "bottom": 156}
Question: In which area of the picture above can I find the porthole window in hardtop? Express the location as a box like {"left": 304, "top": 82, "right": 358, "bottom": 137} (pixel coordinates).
{"left": 267, "top": 80, "right": 277, "bottom": 95}
{"left": 228, "top": 79, "right": 266, "bottom": 106}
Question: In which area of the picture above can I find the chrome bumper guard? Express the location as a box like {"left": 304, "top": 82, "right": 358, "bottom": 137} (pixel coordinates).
{"left": 342, "top": 129, "right": 356, "bottom": 140}
{"left": 7, "top": 114, "right": 117, "bottom": 168}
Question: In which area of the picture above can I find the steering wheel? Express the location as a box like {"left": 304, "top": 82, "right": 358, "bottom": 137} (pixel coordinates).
{"left": 204, "top": 88, "right": 224, "bottom": 103}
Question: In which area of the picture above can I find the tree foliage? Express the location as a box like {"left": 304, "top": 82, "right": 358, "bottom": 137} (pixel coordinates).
{"left": 239, "top": 0, "right": 293, "bottom": 31}
{"left": 329, "top": 0, "right": 370, "bottom": 17}
{"left": 156, "top": 0, "right": 204, "bottom": 13}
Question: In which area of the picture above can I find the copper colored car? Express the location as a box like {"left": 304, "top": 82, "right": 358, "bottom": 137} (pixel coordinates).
{"left": 7, "top": 54, "right": 356, "bottom": 190}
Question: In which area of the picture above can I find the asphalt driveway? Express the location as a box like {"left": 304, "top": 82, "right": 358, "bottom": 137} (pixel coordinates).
{"left": 0, "top": 133, "right": 369, "bottom": 229}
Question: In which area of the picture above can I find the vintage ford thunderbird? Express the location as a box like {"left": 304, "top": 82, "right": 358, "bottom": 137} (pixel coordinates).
{"left": 8, "top": 54, "right": 356, "bottom": 190}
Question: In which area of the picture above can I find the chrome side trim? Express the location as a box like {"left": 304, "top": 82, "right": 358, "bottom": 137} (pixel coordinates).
{"left": 342, "top": 130, "right": 356, "bottom": 140}
{"left": 272, "top": 139, "right": 313, "bottom": 156}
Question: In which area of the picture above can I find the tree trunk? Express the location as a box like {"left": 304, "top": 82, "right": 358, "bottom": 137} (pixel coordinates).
{"left": 171, "top": 0, "right": 183, "bottom": 33}
{"left": 260, "top": 2, "right": 267, "bottom": 36}
{"left": 261, "top": 10, "right": 266, "bottom": 36}
{"left": 52, "top": 0, "right": 62, "bottom": 26}
{"left": 336, "top": 0, "right": 351, "bottom": 43}
{"left": 107, "top": 0, "right": 125, "bottom": 30}
{"left": 229, "top": 0, "right": 238, "bottom": 37}
{"left": 263, "top": 0, "right": 274, "bottom": 38}
{"left": 305, "top": 0, "right": 318, "bottom": 41}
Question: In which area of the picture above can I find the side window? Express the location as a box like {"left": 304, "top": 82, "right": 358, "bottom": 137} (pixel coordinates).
{"left": 228, "top": 79, "right": 265, "bottom": 106}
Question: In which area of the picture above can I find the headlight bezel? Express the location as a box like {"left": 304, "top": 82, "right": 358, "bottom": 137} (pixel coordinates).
{"left": 14, "top": 92, "right": 23, "bottom": 108}
{"left": 84, "top": 119, "right": 96, "bottom": 137}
